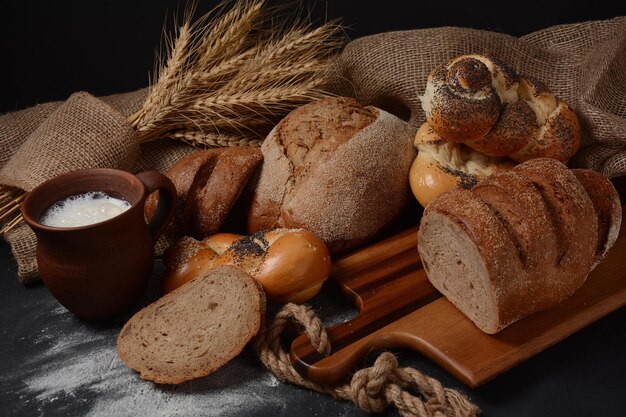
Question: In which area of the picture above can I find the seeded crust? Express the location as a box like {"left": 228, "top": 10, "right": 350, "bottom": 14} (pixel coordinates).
{"left": 420, "top": 55, "right": 581, "bottom": 162}
{"left": 117, "top": 266, "right": 265, "bottom": 384}
{"left": 247, "top": 97, "right": 415, "bottom": 253}
{"left": 471, "top": 169, "right": 559, "bottom": 270}
{"left": 513, "top": 158, "right": 596, "bottom": 277}
{"left": 572, "top": 169, "right": 622, "bottom": 268}
{"left": 418, "top": 158, "right": 600, "bottom": 333}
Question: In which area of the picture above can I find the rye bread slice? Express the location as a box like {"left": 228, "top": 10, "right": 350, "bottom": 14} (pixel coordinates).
{"left": 117, "top": 265, "right": 265, "bottom": 384}
{"left": 186, "top": 147, "right": 263, "bottom": 238}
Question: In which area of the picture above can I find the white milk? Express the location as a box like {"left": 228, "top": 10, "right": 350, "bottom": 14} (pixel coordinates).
{"left": 40, "top": 191, "right": 131, "bottom": 228}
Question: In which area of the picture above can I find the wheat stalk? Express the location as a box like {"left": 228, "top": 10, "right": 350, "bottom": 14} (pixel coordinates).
{"left": 1, "top": 0, "right": 344, "bottom": 237}
{"left": 169, "top": 130, "right": 263, "bottom": 148}
{"left": 129, "top": 0, "right": 344, "bottom": 146}
{"left": 0, "top": 187, "right": 25, "bottom": 235}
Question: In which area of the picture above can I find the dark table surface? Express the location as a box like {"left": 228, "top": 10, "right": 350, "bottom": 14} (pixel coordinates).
{"left": 3, "top": 1, "right": 626, "bottom": 416}
{"left": 1, "top": 236, "right": 626, "bottom": 417}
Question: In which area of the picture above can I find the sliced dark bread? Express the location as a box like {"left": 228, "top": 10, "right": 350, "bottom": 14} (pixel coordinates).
{"left": 418, "top": 158, "right": 601, "bottom": 334}
{"left": 572, "top": 169, "right": 622, "bottom": 268}
{"left": 117, "top": 265, "right": 265, "bottom": 384}
{"left": 186, "top": 147, "right": 263, "bottom": 238}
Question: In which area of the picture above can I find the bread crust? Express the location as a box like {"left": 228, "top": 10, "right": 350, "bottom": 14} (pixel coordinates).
{"left": 418, "top": 158, "right": 602, "bottom": 333}
{"left": 144, "top": 149, "right": 224, "bottom": 233}
{"left": 185, "top": 147, "right": 262, "bottom": 238}
{"left": 572, "top": 169, "right": 622, "bottom": 268}
{"left": 247, "top": 97, "right": 415, "bottom": 253}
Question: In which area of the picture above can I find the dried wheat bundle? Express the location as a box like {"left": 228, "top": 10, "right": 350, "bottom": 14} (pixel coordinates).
{"left": 128, "top": 0, "right": 344, "bottom": 146}
{"left": 0, "top": 0, "right": 344, "bottom": 235}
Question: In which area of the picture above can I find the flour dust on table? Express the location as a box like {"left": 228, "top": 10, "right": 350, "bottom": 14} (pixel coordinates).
{"left": 3, "top": 303, "right": 299, "bottom": 417}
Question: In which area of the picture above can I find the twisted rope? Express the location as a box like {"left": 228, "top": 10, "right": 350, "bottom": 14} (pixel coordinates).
{"left": 255, "top": 303, "right": 480, "bottom": 417}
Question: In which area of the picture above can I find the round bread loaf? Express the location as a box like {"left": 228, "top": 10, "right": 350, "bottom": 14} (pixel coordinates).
{"left": 246, "top": 97, "right": 416, "bottom": 253}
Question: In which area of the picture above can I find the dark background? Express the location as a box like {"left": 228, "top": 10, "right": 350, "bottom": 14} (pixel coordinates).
{"left": 2, "top": 2, "right": 626, "bottom": 417}
{"left": 2, "top": 0, "right": 626, "bottom": 113}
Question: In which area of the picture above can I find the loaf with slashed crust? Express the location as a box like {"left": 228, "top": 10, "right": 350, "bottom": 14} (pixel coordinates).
{"left": 417, "top": 158, "right": 620, "bottom": 334}
{"left": 117, "top": 265, "right": 265, "bottom": 384}
{"left": 246, "top": 97, "right": 416, "bottom": 253}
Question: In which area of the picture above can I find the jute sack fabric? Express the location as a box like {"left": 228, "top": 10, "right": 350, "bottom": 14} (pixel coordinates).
{"left": 0, "top": 92, "right": 140, "bottom": 191}
{"left": 331, "top": 16, "right": 626, "bottom": 178}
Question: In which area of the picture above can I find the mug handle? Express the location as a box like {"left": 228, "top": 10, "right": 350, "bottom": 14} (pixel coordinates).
{"left": 136, "top": 171, "right": 177, "bottom": 243}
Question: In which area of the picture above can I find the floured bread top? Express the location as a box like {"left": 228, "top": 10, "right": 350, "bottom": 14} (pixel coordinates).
{"left": 276, "top": 97, "right": 377, "bottom": 182}
{"left": 250, "top": 96, "right": 415, "bottom": 251}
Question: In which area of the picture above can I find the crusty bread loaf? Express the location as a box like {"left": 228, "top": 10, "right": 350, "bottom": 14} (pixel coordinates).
{"left": 247, "top": 97, "right": 416, "bottom": 253}
{"left": 145, "top": 148, "right": 262, "bottom": 239}
{"left": 417, "top": 158, "right": 620, "bottom": 334}
{"left": 117, "top": 265, "right": 265, "bottom": 384}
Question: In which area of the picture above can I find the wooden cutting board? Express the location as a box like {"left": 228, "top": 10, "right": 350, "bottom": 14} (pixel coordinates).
{"left": 290, "top": 206, "right": 626, "bottom": 388}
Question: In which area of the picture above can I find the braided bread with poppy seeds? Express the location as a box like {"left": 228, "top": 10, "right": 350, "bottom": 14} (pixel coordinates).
{"left": 420, "top": 54, "right": 581, "bottom": 162}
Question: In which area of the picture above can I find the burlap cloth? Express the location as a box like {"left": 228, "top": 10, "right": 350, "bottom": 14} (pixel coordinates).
{"left": 2, "top": 16, "right": 625, "bottom": 284}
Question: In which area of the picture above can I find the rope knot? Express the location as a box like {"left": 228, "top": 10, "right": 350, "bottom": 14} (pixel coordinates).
{"left": 350, "top": 352, "right": 399, "bottom": 413}
{"left": 255, "top": 303, "right": 480, "bottom": 417}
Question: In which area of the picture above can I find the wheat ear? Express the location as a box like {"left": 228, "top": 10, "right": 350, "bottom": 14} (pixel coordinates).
{"left": 129, "top": 0, "right": 344, "bottom": 146}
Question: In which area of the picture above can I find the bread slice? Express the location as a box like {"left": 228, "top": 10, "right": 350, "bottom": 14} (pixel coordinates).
{"left": 572, "top": 169, "right": 622, "bottom": 268}
{"left": 117, "top": 265, "right": 265, "bottom": 384}
{"left": 144, "top": 149, "right": 224, "bottom": 232}
{"left": 419, "top": 188, "right": 523, "bottom": 333}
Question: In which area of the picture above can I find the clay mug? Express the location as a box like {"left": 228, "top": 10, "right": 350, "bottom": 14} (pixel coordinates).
{"left": 21, "top": 168, "right": 176, "bottom": 320}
